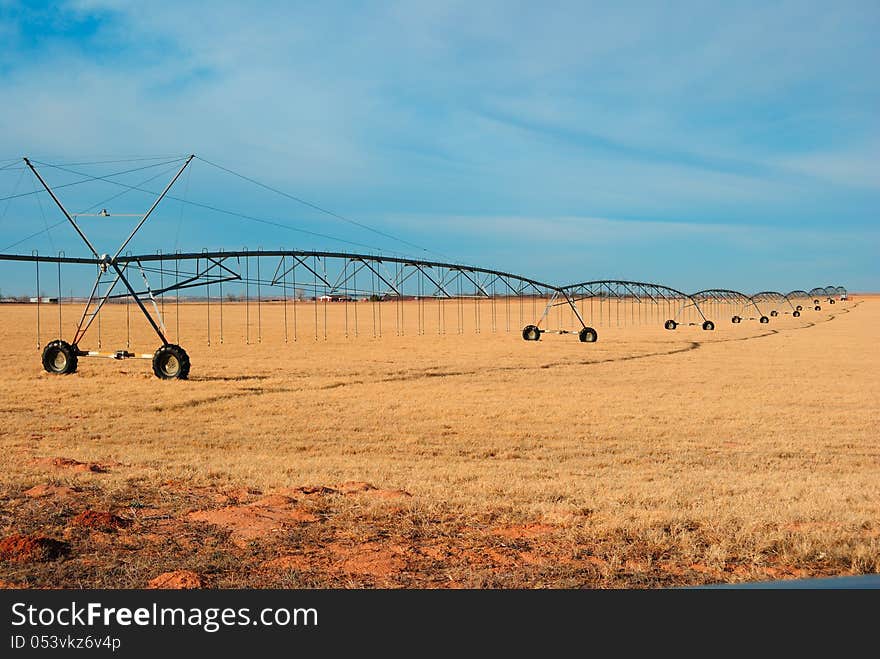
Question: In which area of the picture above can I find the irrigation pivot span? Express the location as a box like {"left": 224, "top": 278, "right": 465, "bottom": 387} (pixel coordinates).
{"left": 0, "top": 155, "right": 849, "bottom": 379}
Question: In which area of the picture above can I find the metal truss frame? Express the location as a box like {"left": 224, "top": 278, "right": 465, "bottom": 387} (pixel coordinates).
{"left": 692, "top": 288, "right": 769, "bottom": 324}
{"left": 750, "top": 291, "right": 797, "bottom": 317}
{"left": 559, "top": 280, "right": 708, "bottom": 321}
{"left": 21, "top": 157, "right": 194, "bottom": 350}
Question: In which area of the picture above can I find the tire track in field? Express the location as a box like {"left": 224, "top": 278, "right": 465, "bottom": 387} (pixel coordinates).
{"left": 160, "top": 302, "right": 860, "bottom": 409}
{"left": 532, "top": 300, "right": 857, "bottom": 369}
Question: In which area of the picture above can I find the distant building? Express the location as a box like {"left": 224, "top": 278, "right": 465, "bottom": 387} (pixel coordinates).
{"left": 29, "top": 297, "right": 59, "bottom": 303}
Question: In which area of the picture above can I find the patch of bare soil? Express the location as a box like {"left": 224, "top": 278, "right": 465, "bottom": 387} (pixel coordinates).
{"left": 187, "top": 495, "right": 319, "bottom": 547}
{"left": 70, "top": 510, "right": 132, "bottom": 532}
{"left": 262, "top": 542, "right": 408, "bottom": 581}
{"left": 0, "top": 534, "right": 69, "bottom": 563}
{"left": 330, "top": 542, "right": 408, "bottom": 577}
{"left": 24, "top": 484, "right": 79, "bottom": 498}
{"left": 147, "top": 570, "right": 203, "bottom": 589}
{"left": 32, "top": 457, "right": 108, "bottom": 473}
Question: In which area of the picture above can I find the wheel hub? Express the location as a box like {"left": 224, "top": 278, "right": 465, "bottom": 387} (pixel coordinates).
{"left": 52, "top": 351, "right": 67, "bottom": 370}
{"left": 162, "top": 355, "right": 180, "bottom": 376}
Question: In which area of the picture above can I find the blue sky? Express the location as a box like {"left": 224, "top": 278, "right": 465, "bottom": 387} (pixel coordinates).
{"left": 0, "top": 0, "right": 878, "bottom": 293}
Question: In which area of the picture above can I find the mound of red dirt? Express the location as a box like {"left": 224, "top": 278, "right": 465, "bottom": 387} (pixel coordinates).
{"left": 336, "top": 481, "right": 377, "bottom": 493}
{"left": 147, "top": 570, "right": 203, "bottom": 590}
{"left": 70, "top": 510, "right": 132, "bottom": 532}
{"left": 187, "top": 496, "right": 319, "bottom": 547}
{"left": 32, "top": 457, "right": 107, "bottom": 473}
{"left": 0, "top": 534, "right": 69, "bottom": 563}
{"left": 24, "top": 484, "right": 79, "bottom": 499}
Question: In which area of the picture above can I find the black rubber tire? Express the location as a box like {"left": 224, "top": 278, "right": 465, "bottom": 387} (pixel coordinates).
{"left": 702, "top": 320, "right": 715, "bottom": 331}
{"left": 664, "top": 319, "right": 677, "bottom": 330}
{"left": 829, "top": 299, "right": 835, "bottom": 304}
{"left": 41, "top": 340, "right": 78, "bottom": 375}
{"left": 793, "top": 310, "right": 800, "bottom": 317}
{"left": 813, "top": 299, "right": 819, "bottom": 305}
{"left": 152, "top": 344, "right": 190, "bottom": 380}
{"left": 578, "top": 327, "right": 598, "bottom": 343}
{"left": 759, "top": 316, "right": 769, "bottom": 324}
{"left": 795, "top": 305, "right": 802, "bottom": 311}
{"left": 731, "top": 315, "right": 741, "bottom": 324}
{"left": 770, "top": 310, "right": 778, "bottom": 317}
{"left": 814, "top": 305, "right": 821, "bottom": 311}
{"left": 521, "top": 325, "right": 541, "bottom": 341}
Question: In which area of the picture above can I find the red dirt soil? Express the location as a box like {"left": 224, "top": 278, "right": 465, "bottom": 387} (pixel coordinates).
{"left": 5, "top": 474, "right": 863, "bottom": 588}
{"left": 70, "top": 510, "right": 132, "bottom": 532}
{"left": 32, "top": 457, "right": 107, "bottom": 473}
{"left": 261, "top": 542, "right": 408, "bottom": 580}
{"left": 147, "top": 570, "right": 203, "bottom": 589}
{"left": 0, "top": 534, "right": 69, "bottom": 563}
{"left": 24, "top": 484, "right": 79, "bottom": 498}
{"left": 330, "top": 541, "right": 408, "bottom": 577}
{"left": 187, "top": 495, "right": 320, "bottom": 547}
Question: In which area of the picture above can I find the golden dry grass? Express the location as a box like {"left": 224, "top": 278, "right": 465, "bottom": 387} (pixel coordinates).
{"left": 0, "top": 295, "right": 877, "bottom": 588}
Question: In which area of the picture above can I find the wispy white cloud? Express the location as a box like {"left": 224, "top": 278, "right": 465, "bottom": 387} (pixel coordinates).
{"left": 776, "top": 147, "right": 880, "bottom": 190}
{"left": 4, "top": 2, "right": 876, "bottom": 177}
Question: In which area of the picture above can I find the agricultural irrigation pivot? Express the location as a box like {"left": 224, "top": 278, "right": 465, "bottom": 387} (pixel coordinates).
{"left": 0, "top": 154, "right": 849, "bottom": 380}
{"left": 23, "top": 155, "right": 195, "bottom": 379}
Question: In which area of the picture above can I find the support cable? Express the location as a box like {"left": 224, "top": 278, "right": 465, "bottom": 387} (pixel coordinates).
{"left": 196, "top": 155, "right": 449, "bottom": 260}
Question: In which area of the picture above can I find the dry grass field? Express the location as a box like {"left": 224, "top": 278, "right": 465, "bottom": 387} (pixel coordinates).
{"left": 0, "top": 294, "right": 878, "bottom": 588}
